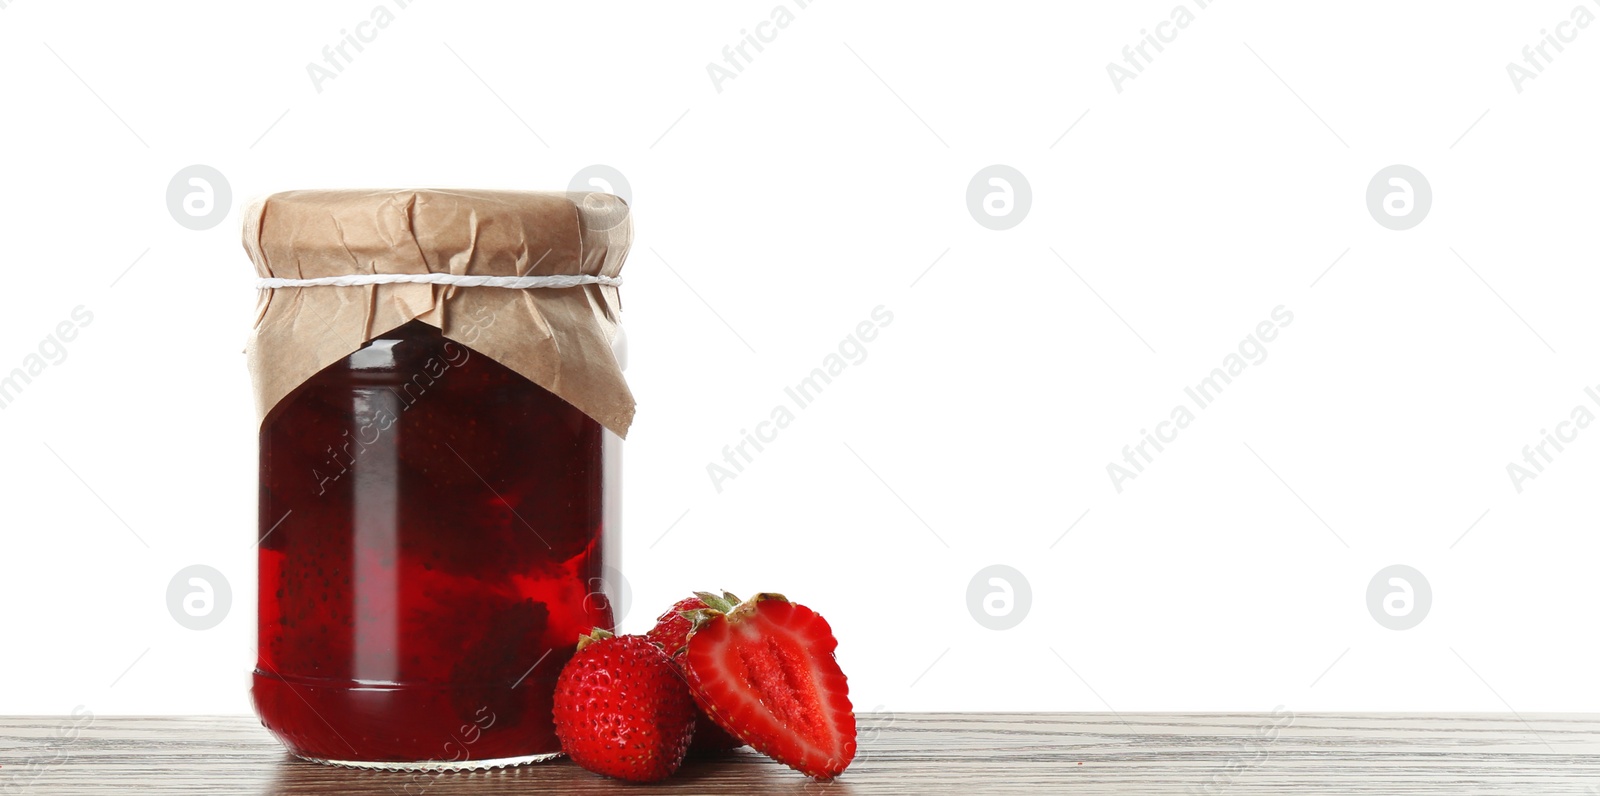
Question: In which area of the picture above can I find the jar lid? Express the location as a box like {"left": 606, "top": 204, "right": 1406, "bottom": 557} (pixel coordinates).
{"left": 243, "top": 189, "right": 634, "bottom": 436}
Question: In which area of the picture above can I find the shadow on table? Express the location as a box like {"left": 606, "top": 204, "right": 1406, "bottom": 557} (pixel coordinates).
{"left": 262, "top": 750, "right": 859, "bottom": 795}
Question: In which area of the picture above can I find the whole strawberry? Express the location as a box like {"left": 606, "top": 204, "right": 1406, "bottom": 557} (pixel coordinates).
{"left": 552, "top": 629, "right": 696, "bottom": 782}
{"left": 645, "top": 595, "right": 707, "bottom": 657}
{"left": 682, "top": 593, "right": 856, "bottom": 779}
{"left": 646, "top": 594, "right": 745, "bottom": 753}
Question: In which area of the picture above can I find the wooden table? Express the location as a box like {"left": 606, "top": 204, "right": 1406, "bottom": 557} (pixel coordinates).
{"left": 3, "top": 713, "right": 1598, "bottom": 794}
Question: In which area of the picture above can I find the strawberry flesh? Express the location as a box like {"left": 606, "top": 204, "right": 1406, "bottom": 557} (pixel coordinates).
{"left": 684, "top": 596, "right": 855, "bottom": 779}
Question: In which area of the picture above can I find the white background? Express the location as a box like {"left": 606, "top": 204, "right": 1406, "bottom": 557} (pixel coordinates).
{"left": 1, "top": 0, "right": 1597, "bottom": 718}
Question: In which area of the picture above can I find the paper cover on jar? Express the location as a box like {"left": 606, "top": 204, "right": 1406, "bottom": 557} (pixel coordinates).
{"left": 242, "top": 189, "right": 634, "bottom": 437}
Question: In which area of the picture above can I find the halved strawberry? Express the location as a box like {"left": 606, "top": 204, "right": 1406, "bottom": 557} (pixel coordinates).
{"left": 646, "top": 594, "right": 745, "bottom": 753}
{"left": 682, "top": 593, "right": 856, "bottom": 779}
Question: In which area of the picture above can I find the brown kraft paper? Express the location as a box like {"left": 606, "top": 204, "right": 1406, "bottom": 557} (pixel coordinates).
{"left": 242, "top": 188, "right": 634, "bottom": 437}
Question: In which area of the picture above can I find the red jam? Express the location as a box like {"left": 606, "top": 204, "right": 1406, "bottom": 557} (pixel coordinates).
{"left": 253, "top": 320, "right": 615, "bottom": 766}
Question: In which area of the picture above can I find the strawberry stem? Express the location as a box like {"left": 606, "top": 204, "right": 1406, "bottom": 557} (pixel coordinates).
{"left": 692, "top": 591, "right": 742, "bottom": 614}
{"left": 576, "top": 627, "right": 614, "bottom": 652}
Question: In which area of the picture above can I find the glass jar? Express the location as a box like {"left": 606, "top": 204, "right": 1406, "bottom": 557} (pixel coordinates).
{"left": 243, "top": 188, "right": 633, "bottom": 770}
{"left": 253, "top": 319, "right": 616, "bottom": 767}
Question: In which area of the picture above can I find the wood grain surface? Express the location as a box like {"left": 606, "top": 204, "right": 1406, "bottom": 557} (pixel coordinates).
{"left": 2, "top": 713, "right": 1598, "bottom": 795}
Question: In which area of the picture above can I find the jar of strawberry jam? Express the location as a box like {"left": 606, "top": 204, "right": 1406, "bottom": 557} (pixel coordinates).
{"left": 242, "top": 189, "right": 634, "bottom": 769}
